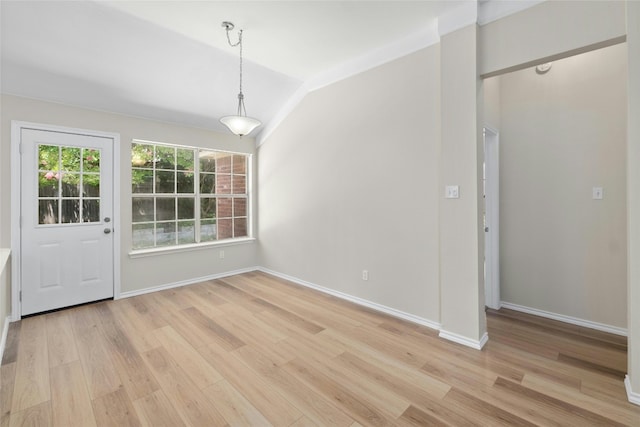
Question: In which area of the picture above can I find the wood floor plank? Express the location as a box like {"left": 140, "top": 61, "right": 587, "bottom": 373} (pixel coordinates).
{"left": 283, "top": 357, "right": 395, "bottom": 427}
{"left": 521, "top": 373, "right": 640, "bottom": 425}
{"left": 132, "top": 390, "right": 186, "bottom": 427}
{"left": 50, "top": 361, "right": 97, "bottom": 427}
{"left": 152, "top": 326, "right": 223, "bottom": 390}
{"left": 395, "top": 405, "right": 450, "bottom": 427}
{"left": 289, "top": 416, "right": 319, "bottom": 427}
{"left": 336, "top": 351, "right": 451, "bottom": 405}
{"left": 10, "top": 316, "right": 50, "bottom": 413}
{"left": 222, "top": 274, "right": 364, "bottom": 331}
{"left": 495, "top": 376, "right": 628, "bottom": 426}
{"left": 92, "top": 388, "right": 141, "bottom": 427}
{"left": 557, "top": 352, "right": 627, "bottom": 379}
{"left": 8, "top": 401, "right": 51, "bottom": 427}
{"left": 233, "top": 344, "right": 354, "bottom": 427}
{"left": 107, "top": 300, "right": 161, "bottom": 353}
{"left": 141, "top": 347, "right": 228, "bottom": 427}
{"left": 301, "top": 351, "right": 411, "bottom": 419}
{"left": 94, "top": 303, "right": 159, "bottom": 400}
{"left": 181, "top": 306, "right": 246, "bottom": 351}
{"left": 201, "top": 379, "right": 272, "bottom": 426}
{"left": 317, "top": 329, "right": 451, "bottom": 397}
{"left": 443, "top": 387, "right": 536, "bottom": 426}
{"left": 69, "top": 306, "right": 123, "bottom": 400}
{"left": 45, "top": 311, "right": 79, "bottom": 368}
{"left": 1, "top": 323, "right": 21, "bottom": 366}
{"left": 143, "top": 293, "right": 215, "bottom": 350}
{"left": 196, "top": 342, "right": 302, "bottom": 426}
{"left": 0, "top": 363, "right": 16, "bottom": 427}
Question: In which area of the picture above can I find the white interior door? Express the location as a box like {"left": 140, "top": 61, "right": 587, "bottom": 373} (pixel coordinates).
{"left": 484, "top": 127, "right": 500, "bottom": 310}
{"left": 20, "top": 128, "right": 114, "bottom": 315}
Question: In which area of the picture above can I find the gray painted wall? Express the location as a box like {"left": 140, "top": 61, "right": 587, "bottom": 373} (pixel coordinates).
{"left": 258, "top": 46, "right": 442, "bottom": 322}
{"left": 497, "top": 44, "right": 628, "bottom": 328}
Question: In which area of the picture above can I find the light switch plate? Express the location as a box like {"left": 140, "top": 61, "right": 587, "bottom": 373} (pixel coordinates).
{"left": 445, "top": 185, "right": 460, "bottom": 199}
{"left": 593, "top": 187, "right": 603, "bottom": 200}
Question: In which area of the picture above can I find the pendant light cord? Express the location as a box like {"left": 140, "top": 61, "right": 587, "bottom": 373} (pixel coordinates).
{"left": 225, "top": 25, "right": 245, "bottom": 115}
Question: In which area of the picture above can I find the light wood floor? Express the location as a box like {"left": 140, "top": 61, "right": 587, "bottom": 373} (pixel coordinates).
{"left": 1, "top": 271, "right": 639, "bottom": 426}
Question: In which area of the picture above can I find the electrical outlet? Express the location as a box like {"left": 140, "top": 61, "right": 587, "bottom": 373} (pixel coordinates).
{"left": 362, "top": 270, "right": 369, "bottom": 281}
{"left": 219, "top": 250, "right": 225, "bottom": 259}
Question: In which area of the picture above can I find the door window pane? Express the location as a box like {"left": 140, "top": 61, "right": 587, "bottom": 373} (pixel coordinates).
{"left": 37, "top": 144, "right": 101, "bottom": 226}
{"left": 39, "top": 199, "right": 58, "bottom": 224}
{"left": 83, "top": 200, "right": 100, "bottom": 223}
{"left": 61, "top": 147, "right": 81, "bottom": 171}
{"left": 83, "top": 149, "right": 100, "bottom": 172}
{"left": 61, "top": 199, "right": 80, "bottom": 223}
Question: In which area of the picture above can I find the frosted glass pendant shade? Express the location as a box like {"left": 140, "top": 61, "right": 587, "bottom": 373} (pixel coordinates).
{"left": 219, "top": 115, "right": 261, "bottom": 137}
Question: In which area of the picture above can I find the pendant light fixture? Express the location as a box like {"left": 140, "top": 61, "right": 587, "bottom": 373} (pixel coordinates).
{"left": 219, "top": 21, "right": 261, "bottom": 137}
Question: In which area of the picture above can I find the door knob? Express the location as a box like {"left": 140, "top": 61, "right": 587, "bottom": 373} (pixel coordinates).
{"left": 104, "top": 228, "right": 112, "bottom": 234}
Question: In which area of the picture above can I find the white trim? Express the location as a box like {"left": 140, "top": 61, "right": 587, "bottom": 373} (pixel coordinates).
{"left": 11, "top": 123, "right": 21, "bottom": 320}
{"left": 439, "top": 330, "right": 489, "bottom": 350}
{"left": 483, "top": 127, "right": 500, "bottom": 310}
{"left": 10, "top": 121, "right": 121, "bottom": 318}
{"left": 257, "top": 267, "right": 441, "bottom": 331}
{"left": 477, "top": 0, "right": 547, "bottom": 26}
{"left": 256, "top": 84, "right": 309, "bottom": 147}
{"left": 112, "top": 131, "right": 122, "bottom": 299}
{"left": 0, "top": 316, "right": 10, "bottom": 362}
{"left": 500, "top": 301, "right": 628, "bottom": 336}
{"left": 129, "top": 237, "right": 256, "bottom": 258}
{"left": 256, "top": 24, "right": 440, "bottom": 146}
{"left": 118, "top": 266, "right": 259, "bottom": 299}
{"left": 437, "top": 1, "right": 478, "bottom": 37}
{"left": 625, "top": 375, "right": 640, "bottom": 406}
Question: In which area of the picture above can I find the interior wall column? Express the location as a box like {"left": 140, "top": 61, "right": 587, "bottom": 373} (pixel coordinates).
{"left": 438, "top": 23, "right": 487, "bottom": 349}
{"left": 626, "top": 0, "right": 640, "bottom": 406}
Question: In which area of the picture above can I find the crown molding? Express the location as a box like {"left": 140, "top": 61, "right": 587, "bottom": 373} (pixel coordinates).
{"left": 477, "top": 0, "right": 547, "bottom": 26}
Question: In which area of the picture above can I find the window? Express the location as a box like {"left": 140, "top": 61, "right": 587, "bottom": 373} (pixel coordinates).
{"left": 131, "top": 140, "right": 250, "bottom": 250}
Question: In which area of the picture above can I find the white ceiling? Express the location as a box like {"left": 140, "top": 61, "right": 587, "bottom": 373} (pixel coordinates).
{"left": 0, "top": 1, "right": 536, "bottom": 139}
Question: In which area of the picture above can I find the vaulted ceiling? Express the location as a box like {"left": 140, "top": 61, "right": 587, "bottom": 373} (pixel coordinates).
{"left": 0, "top": 1, "right": 540, "bottom": 141}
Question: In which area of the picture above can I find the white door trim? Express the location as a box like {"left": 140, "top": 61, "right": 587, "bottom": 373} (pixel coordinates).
{"left": 10, "top": 121, "right": 121, "bottom": 320}
{"left": 484, "top": 126, "right": 500, "bottom": 310}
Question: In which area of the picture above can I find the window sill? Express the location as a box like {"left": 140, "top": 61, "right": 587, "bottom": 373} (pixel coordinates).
{"left": 128, "top": 237, "right": 256, "bottom": 258}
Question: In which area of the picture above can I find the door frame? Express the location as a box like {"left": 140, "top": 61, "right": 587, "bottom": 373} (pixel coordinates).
{"left": 10, "top": 121, "right": 121, "bottom": 320}
{"left": 484, "top": 126, "right": 500, "bottom": 310}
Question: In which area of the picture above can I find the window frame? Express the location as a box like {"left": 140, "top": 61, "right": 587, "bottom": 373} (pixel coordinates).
{"left": 129, "top": 139, "right": 253, "bottom": 256}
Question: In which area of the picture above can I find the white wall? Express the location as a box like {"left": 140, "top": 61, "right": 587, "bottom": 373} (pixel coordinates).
{"left": 258, "top": 46, "right": 441, "bottom": 322}
{"left": 497, "top": 44, "right": 628, "bottom": 328}
{"left": 479, "top": 0, "right": 626, "bottom": 77}
{"left": 0, "top": 94, "right": 259, "bottom": 308}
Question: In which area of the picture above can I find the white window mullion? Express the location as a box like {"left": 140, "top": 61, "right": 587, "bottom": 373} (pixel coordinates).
{"left": 195, "top": 148, "right": 201, "bottom": 243}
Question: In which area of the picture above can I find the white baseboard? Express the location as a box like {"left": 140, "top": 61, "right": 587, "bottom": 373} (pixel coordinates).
{"left": 118, "top": 266, "right": 259, "bottom": 299}
{"left": 500, "top": 302, "right": 627, "bottom": 337}
{"left": 625, "top": 375, "right": 640, "bottom": 406}
{"left": 0, "top": 316, "right": 11, "bottom": 363}
{"left": 257, "top": 267, "right": 441, "bottom": 331}
{"left": 439, "top": 330, "right": 489, "bottom": 350}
